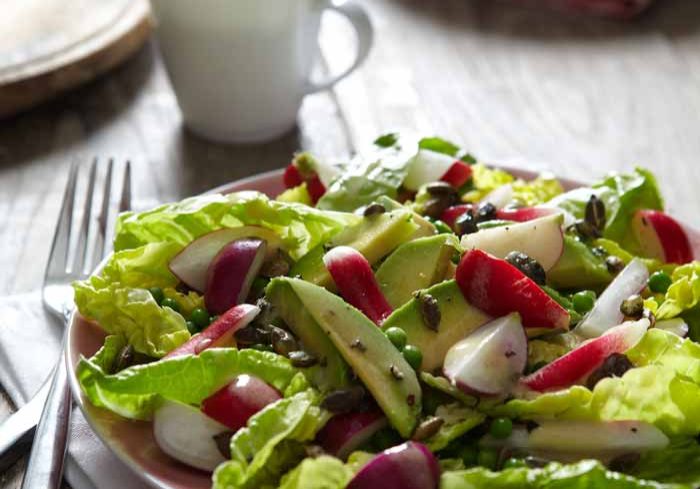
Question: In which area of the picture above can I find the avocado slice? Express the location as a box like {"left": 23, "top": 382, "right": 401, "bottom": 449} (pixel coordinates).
{"left": 548, "top": 235, "right": 613, "bottom": 289}
{"left": 266, "top": 279, "right": 349, "bottom": 391}
{"left": 375, "top": 234, "right": 460, "bottom": 308}
{"left": 382, "top": 280, "right": 491, "bottom": 372}
{"left": 375, "top": 195, "right": 436, "bottom": 238}
{"left": 281, "top": 277, "right": 421, "bottom": 437}
{"left": 290, "top": 209, "right": 420, "bottom": 288}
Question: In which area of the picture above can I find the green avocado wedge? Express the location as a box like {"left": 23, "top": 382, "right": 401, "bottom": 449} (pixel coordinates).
{"left": 280, "top": 277, "right": 421, "bottom": 438}
{"left": 266, "top": 279, "right": 350, "bottom": 392}
{"left": 375, "top": 234, "right": 460, "bottom": 309}
{"left": 382, "top": 280, "right": 492, "bottom": 372}
{"left": 547, "top": 235, "right": 613, "bottom": 290}
{"left": 290, "top": 209, "right": 421, "bottom": 288}
{"left": 374, "top": 195, "right": 436, "bottom": 239}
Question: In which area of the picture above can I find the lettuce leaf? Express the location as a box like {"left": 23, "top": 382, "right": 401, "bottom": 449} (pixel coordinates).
{"left": 546, "top": 168, "right": 663, "bottom": 251}
{"left": 655, "top": 262, "right": 700, "bottom": 320}
{"left": 316, "top": 134, "right": 420, "bottom": 212}
{"left": 633, "top": 440, "right": 700, "bottom": 485}
{"left": 74, "top": 277, "right": 189, "bottom": 357}
{"left": 441, "top": 459, "right": 689, "bottom": 489}
{"left": 212, "top": 389, "right": 330, "bottom": 489}
{"left": 115, "top": 191, "right": 359, "bottom": 260}
{"left": 425, "top": 404, "right": 486, "bottom": 451}
{"left": 462, "top": 165, "right": 562, "bottom": 205}
{"left": 278, "top": 456, "right": 352, "bottom": 489}
{"left": 494, "top": 329, "right": 700, "bottom": 437}
{"left": 489, "top": 365, "right": 700, "bottom": 437}
{"left": 77, "top": 347, "right": 299, "bottom": 420}
{"left": 277, "top": 183, "right": 313, "bottom": 206}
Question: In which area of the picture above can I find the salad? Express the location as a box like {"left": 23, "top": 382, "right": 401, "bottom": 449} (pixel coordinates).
{"left": 74, "top": 133, "right": 700, "bottom": 489}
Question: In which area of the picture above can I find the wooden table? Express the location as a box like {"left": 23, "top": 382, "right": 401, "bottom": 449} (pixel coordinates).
{"left": 1, "top": 0, "right": 700, "bottom": 487}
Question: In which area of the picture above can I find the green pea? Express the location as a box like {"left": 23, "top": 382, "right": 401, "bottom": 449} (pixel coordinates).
{"left": 148, "top": 287, "right": 164, "bottom": 305}
{"left": 190, "top": 307, "right": 211, "bottom": 329}
{"left": 458, "top": 445, "right": 478, "bottom": 467}
{"left": 402, "top": 345, "right": 423, "bottom": 370}
{"left": 477, "top": 448, "right": 499, "bottom": 470}
{"left": 649, "top": 271, "right": 672, "bottom": 294}
{"left": 161, "top": 297, "right": 180, "bottom": 313}
{"left": 489, "top": 417, "right": 513, "bottom": 439}
{"left": 251, "top": 343, "right": 273, "bottom": 352}
{"left": 385, "top": 327, "right": 408, "bottom": 351}
{"left": 503, "top": 457, "right": 526, "bottom": 469}
{"left": 572, "top": 290, "right": 596, "bottom": 314}
{"left": 186, "top": 321, "right": 199, "bottom": 335}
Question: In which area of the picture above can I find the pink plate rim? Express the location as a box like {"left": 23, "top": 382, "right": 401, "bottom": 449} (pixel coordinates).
{"left": 64, "top": 165, "right": 700, "bottom": 489}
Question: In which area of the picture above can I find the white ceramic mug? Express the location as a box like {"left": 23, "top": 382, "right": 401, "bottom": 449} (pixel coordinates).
{"left": 149, "top": 0, "right": 373, "bottom": 144}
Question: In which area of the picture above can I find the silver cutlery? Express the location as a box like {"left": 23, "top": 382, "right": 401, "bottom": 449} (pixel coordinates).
{"left": 0, "top": 159, "right": 130, "bottom": 487}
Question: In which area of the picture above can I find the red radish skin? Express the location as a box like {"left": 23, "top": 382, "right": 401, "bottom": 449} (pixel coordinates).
{"left": 306, "top": 175, "right": 326, "bottom": 204}
{"left": 522, "top": 319, "right": 649, "bottom": 392}
{"left": 283, "top": 164, "right": 304, "bottom": 188}
{"left": 441, "top": 204, "right": 475, "bottom": 230}
{"left": 347, "top": 441, "right": 440, "bottom": 489}
{"left": 201, "top": 375, "right": 281, "bottom": 432}
{"left": 456, "top": 249, "right": 570, "bottom": 330}
{"left": 495, "top": 207, "right": 556, "bottom": 222}
{"left": 168, "top": 227, "right": 281, "bottom": 292}
{"left": 323, "top": 246, "right": 393, "bottom": 325}
{"left": 633, "top": 210, "right": 693, "bottom": 264}
{"left": 440, "top": 161, "right": 472, "bottom": 188}
{"left": 165, "top": 304, "right": 259, "bottom": 358}
{"left": 205, "top": 239, "right": 267, "bottom": 314}
{"left": 316, "top": 410, "right": 387, "bottom": 460}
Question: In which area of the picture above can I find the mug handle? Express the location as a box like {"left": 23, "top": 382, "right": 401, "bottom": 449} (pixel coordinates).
{"left": 304, "top": 0, "right": 374, "bottom": 94}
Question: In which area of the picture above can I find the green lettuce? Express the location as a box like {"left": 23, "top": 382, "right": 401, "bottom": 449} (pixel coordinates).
{"left": 492, "top": 329, "right": 700, "bottom": 437}
{"left": 77, "top": 346, "right": 299, "bottom": 420}
{"left": 547, "top": 168, "right": 663, "bottom": 250}
{"left": 115, "top": 191, "right": 359, "bottom": 260}
{"left": 74, "top": 277, "right": 189, "bottom": 357}
{"left": 462, "top": 165, "right": 562, "bottom": 205}
{"left": 316, "top": 134, "right": 420, "bottom": 212}
{"left": 212, "top": 389, "right": 330, "bottom": 489}
{"left": 633, "top": 440, "right": 700, "bottom": 485}
{"left": 655, "top": 262, "right": 700, "bottom": 320}
{"left": 425, "top": 404, "right": 486, "bottom": 451}
{"left": 278, "top": 456, "right": 352, "bottom": 489}
{"left": 441, "top": 459, "right": 689, "bottom": 489}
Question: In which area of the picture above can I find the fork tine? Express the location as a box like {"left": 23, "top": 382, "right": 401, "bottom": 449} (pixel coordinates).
{"left": 44, "top": 164, "right": 78, "bottom": 280}
{"left": 120, "top": 160, "right": 132, "bottom": 213}
{"left": 91, "top": 158, "right": 114, "bottom": 269}
{"left": 74, "top": 158, "right": 98, "bottom": 275}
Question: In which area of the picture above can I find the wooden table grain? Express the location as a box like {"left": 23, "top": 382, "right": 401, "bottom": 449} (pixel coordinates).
{"left": 1, "top": 0, "right": 700, "bottom": 487}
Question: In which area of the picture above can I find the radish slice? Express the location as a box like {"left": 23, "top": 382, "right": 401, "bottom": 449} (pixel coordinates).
{"left": 443, "top": 313, "right": 527, "bottom": 397}
{"left": 655, "top": 318, "right": 689, "bottom": 338}
{"left": 153, "top": 399, "right": 228, "bottom": 472}
{"left": 495, "top": 207, "right": 557, "bottom": 223}
{"left": 403, "top": 150, "right": 458, "bottom": 191}
{"left": 479, "top": 184, "right": 513, "bottom": 209}
{"left": 347, "top": 441, "right": 440, "bottom": 489}
{"left": 522, "top": 318, "right": 649, "bottom": 392}
{"left": 576, "top": 258, "right": 649, "bottom": 339}
{"left": 205, "top": 239, "right": 267, "bottom": 314}
{"left": 323, "top": 246, "right": 393, "bottom": 325}
{"left": 201, "top": 375, "right": 281, "bottom": 431}
{"left": 316, "top": 410, "right": 387, "bottom": 460}
{"left": 440, "top": 161, "right": 472, "bottom": 188}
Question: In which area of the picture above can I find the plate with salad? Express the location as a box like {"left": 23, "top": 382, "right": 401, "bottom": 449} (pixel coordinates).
{"left": 67, "top": 133, "right": 700, "bottom": 489}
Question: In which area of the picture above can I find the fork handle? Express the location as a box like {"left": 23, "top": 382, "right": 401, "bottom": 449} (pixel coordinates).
{"left": 20, "top": 350, "right": 72, "bottom": 489}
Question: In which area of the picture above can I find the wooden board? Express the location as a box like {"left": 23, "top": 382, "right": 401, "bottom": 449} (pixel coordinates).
{"left": 0, "top": 0, "right": 152, "bottom": 119}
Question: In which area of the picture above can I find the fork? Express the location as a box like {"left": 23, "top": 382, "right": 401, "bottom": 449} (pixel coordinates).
{"left": 0, "top": 159, "right": 131, "bottom": 488}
